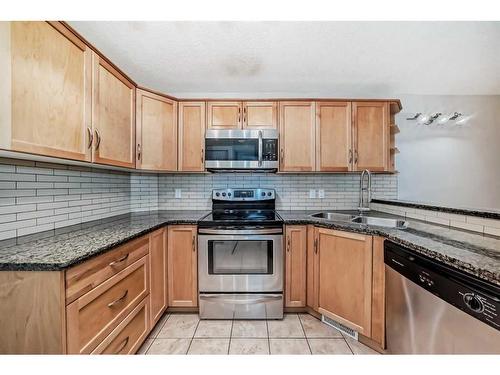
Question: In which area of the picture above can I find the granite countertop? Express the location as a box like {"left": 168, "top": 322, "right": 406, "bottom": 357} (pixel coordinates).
{"left": 0, "top": 209, "right": 499, "bottom": 287}
{"left": 0, "top": 210, "right": 209, "bottom": 271}
{"left": 278, "top": 210, "right": 500, "bottom": 287}
{"left": 372, "top": 198, "right": 500, "bottom": 220}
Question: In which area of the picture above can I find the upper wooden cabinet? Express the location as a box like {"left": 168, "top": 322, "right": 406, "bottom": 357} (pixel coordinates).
{"left": 3, "top": 21, "right": 92, "bottom": 161}
{"left": 285, "top": 225, "right": 307, "bottom": 308}
{"left": 243, "top": 101, "right": 277, "bottom": 129}
{"left": 352, "top": 101, "right": 389, "bottom": 171}
{"left": 149, "top": 228, "right": 168, "bottom": 327}
{"left": 92, "top": 53, "right": 135, "bottom": 168}
{"left": 206, "top": 101, "right": 277, "bottom": 130}
{"left": 178, "top": 101, "right": 206, "bottom": 172}
{"left": 315, "top": 101, "right": 352, "bottom": 172}
{"left": 279, "top": 101, "right": 316, "bottom": 172}
{"left": 314, "top": 227, "right": 373, "bottom": 337}
{"left": 136, "top": 89, "right": 177, "bottom": 171}
{"left": 167, "top": 225, "right": 198, "bottom": 307}
{"left": 207, "top": 101, "right": 241, "bottom": 129}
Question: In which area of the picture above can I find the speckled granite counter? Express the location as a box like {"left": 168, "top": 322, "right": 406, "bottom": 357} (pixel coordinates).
{"left": 1, "top": 209, "right": 499, "bottom": 287}
{"left": 278, "top": 210, "right": 500, "bottom": 287}
{"left": 0, "top": 211, "right": 208, "bottom": 271}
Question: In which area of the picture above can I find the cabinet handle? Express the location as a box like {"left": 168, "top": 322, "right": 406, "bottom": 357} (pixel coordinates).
{"left": 280, "top": 149, "right": 284, "bottom": 164}
{"left": 287, "top": 236, "right": 290, "bottom": 252}
{"left": 354, "top": 150, "right": 358, "bottom": 164}
{"left": 238, "top": 107, "right": 241, "bottom": 125}
{"left": 314, "top": 238, "right": 318, "bottom": 254}
{"left": 87, "top": 127, "right": 93, "bottom": 149}
{"left": 114, "top": 336, "right": 129, "bottom": 354}
{"left": 192, "top": 235, "right": 196, "bottom": 252}
{"left": 107, "top": 290, "right": 128, "bottom": 308}
{"left": 348, "top": 149, "right": 353, "bottom": 164}
{"left": 94, "top": 129, "right": 101, "bottom": 151}
{"left": 243, "top": 107, "right": 247, "bottom": 125}
{"left": 137, "top": 144, "right": 141, "bottom": 161}
{"left": 201, "top": 148, "right": 204, "bottom": 163}
{"left": 109, "top": 253, "right": 129, "bottom": 267}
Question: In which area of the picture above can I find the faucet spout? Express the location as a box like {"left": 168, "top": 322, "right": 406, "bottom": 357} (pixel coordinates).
{"left": 358, "top": 169, "right": 372, "bottom": 212}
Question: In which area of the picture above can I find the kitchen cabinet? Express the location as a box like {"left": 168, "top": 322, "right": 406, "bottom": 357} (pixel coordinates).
{"left": 207, "top": 101, "right": 242, "bottom": 129}
{"left": 136, "top": 88, "right": 177, "bottom": 171}
{"left": 149, "top": 228, "right": 168, "bottom": 327}
{"left": 315, "top": 101, "right": 352, "bottom": 171}
{"left": 313, "top": 227, "right": 373, "bottom": 337}
{"left": 92, "top": 52, "right": 135, "bottom": 168}
{"left": 3, "top": 21, "right": 92, "bottom": 161}
{"left": 352, "top": 101, "right": 389, "bottom": 171}
{"left": 167, "top": 225, "right": 198, "bottom": 307}
{"left": 279, "top": 101, "right": 316, "bottom": 172}
{"left": 284, "top": 225, "right": 307, "bottom": 308}
{"left": 178, "top": 101, "right": 206, "bottom": 171}
{"left": 243, "top": 101, "right": 278, "bottom": 129}
{"left": 371, "top": 236, "right": 386, "bottom": 348}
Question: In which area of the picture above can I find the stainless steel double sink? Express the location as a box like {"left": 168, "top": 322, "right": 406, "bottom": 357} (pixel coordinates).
{"left": 310, "top": 211, "right": 408, "bottom": 229}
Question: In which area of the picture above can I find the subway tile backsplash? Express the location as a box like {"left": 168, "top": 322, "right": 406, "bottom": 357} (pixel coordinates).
{"left": 0, "top": 157, "right": 397, "bottom": 240}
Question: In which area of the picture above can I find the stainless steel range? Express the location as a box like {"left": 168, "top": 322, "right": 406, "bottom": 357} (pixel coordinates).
{"left": 198, "top": 188, "right": 284, "bottom": 319}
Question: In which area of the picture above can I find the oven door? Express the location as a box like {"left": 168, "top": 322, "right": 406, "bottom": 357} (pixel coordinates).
{"left": 198, "top": 231, "right": 283, "bottom": 293}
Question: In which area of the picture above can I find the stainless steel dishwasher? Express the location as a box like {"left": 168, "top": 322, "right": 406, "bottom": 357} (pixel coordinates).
{"left": 384, "top": 241, "right": 500, "bottom": 354}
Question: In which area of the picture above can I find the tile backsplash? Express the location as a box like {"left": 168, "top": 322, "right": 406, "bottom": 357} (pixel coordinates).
{"left": 0, "top": 157, "right": 397, "bottom": 240}
{"left": 158, "top": 173, "right": 397, "bottom": 210}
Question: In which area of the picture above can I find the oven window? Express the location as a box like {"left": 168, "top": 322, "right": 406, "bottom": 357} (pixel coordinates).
{"left": 208, "top": 240, "right": 273, "bottom": 275}
{"left": 205, "top": 139, "right": 258, "bottom": 161}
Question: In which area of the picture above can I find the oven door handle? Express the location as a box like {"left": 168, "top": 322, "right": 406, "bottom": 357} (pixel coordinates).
{"left": 198, "top": 228, "right": 282, "bottom": 235}
{"left": 199, "top": 294, "right": 282, "bottom": 305}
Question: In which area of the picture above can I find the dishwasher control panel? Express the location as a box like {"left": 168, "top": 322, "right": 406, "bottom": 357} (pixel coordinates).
{"left": 385, "top": 241, "right": 500, "bottom": 331}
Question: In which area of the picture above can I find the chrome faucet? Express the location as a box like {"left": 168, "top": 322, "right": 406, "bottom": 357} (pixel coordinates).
{"left": 358, "top": 169, "right": 371, "bottom": 212}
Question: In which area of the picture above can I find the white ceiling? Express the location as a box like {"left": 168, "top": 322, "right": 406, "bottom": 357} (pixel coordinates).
{"left": 69, "top": 21, "right": 500, "bottom": 98}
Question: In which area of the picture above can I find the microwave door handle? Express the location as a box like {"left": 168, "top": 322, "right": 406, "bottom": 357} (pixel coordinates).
{"left": 258, "top": 130, "right": 263, "bottom": 167}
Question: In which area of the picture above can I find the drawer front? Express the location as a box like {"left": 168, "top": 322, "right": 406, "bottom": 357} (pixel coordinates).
{"left": 66, "top": 236, "right": 149, "bottom": 304}
{"left": 92, "top": 297, "right": 149, "bottom": 354}
{"left": 66, "top": 256, "right": 149, "bottom": 354}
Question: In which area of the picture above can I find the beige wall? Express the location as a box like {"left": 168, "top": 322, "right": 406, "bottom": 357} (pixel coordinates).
{"left": 396, "top": 94, "right": 500, "bottom": 210}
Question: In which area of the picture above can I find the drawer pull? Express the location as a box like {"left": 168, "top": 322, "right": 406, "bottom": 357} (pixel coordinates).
{"left": 114, "top": 336, "right": 129, "bottom": 354}
{"left": 109, "top": 254, "right": 129, "bottom": 267}
{"left": 107, "top": 290, "right": 128, "bottom": 308}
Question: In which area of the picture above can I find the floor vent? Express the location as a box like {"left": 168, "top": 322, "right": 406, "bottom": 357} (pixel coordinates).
{"left": 322, "top": 315, "right": 358, "bottom": 340}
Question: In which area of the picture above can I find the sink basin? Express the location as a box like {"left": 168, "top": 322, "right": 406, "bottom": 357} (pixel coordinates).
{"left": 310, "top": 212, "right": 359, "bottom": 222}
{"left": 351, "top": 216, "right": 408, "bottom": 229}
{"left": 310, "top": 211, "right": 408, "bottom": 229}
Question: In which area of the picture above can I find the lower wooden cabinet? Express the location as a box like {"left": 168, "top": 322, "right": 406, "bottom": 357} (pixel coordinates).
{"left": 285, "top": 225, "right": 307, "bottom": 307}
{"left": 149, "top": 228, "right": 168, "bottom": 327}
{"left": 167, "top": 225, "right": 198, "bottom": 307}
{"left": 311, "top": 227, "right": 373, "bottom": 337}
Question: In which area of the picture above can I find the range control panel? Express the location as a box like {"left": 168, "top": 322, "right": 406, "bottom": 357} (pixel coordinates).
{"left": 212, "top": 188, "right": 275, "bottom": 201}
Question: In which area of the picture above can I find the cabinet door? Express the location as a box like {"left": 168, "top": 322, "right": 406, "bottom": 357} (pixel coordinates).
{"left": 243, "top": 101, "right": 277, "bottom": 129}
{"left": 316, "top": 228, "right": 373, "bottom": 336}
{"left": 279, "top": 101, "right": 316, "bottom": 172}
{"left": 306, "top": 225, "right": 319, "bottom": 311}
{"left": 92, "top": 53, "right": 135, "bottom": 168}
{"left": 316, "top": 102, "right": 352, "bottom": 171}
{"left": 136, "top": 89, "right": 177, "bottom": 171}
{"left": 8, "top": 21, "right": 92, "bottom": 161}
{"left": 149, "top": 228, "right": 167, "bottom": 327}
{"left": 178, "top": 101, "right": 206, "bottom": 172}
{"left": 352, "top": 101, "right": 389, "bottom": 171}
{"left": 285, "top": 225, "right": 307, "bottom": 308}
{"left": 207, "top": 101, "right": 242, "bottom": 129}
{"left": 167, "top": 225, "right": 198, "bottom": 307}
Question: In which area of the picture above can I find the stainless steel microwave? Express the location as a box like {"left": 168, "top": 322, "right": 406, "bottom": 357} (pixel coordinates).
{"left": 204, "top": 129, "right": 279, "bottom": 172}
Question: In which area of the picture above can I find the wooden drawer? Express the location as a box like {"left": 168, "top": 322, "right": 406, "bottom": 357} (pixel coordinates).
{"left": 92, "top": 297, "right": 149, "bottom": 354}
{"left": 66, "top": 256, "right": 149, "bottom": 354}
{"left": 65, "top": 236, "right": 149, "bottom": 304}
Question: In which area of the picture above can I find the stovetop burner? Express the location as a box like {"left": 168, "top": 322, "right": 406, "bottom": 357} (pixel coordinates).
{"left": 199, "top": 188, "right": 283, "bottom": 228}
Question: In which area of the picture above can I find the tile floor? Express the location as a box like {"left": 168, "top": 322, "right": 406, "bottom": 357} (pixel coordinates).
{"left": 137, "top": 313, "right": 379, "bottom": 355}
